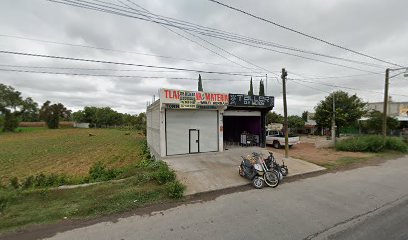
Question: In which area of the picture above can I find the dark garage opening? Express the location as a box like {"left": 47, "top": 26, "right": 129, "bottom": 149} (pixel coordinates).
{"left": 223, "top": 116, "right": 261, "bottom": 146}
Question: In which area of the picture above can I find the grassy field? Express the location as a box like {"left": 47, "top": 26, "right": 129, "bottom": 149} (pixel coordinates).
{"left": 0, "top": 128, "right": 144, "bottom": 184}
{"left": 0, "top": 175, "right": 175, "bottom": 234}
{"left": 0, "top": 128, "right": 185, "bottom": 234}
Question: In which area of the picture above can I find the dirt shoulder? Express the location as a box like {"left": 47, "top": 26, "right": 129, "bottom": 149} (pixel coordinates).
{"left": 268, "top": 142, "right": 373, "bottom": 165}
{"left": 267, "top": 142, "right": 405, "bottom": 171}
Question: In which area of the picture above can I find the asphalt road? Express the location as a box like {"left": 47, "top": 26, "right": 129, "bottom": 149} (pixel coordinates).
{"left": 322, "top": 197, "right": 408, "bottom": 240}
{"left": 43, "top": 156, "right": 408, "bottom": 240}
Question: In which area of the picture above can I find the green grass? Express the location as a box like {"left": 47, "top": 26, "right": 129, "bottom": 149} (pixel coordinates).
{"left": 0, "top": 177, "right": 170, "bottom": 234}
{"left": 0, "top": 128, "right": 144, "bottom": 184}
{"left": 321, "top": 156, "right": 370, "bottom": 170}
{"left": 0, "top": 129, "right": 185, "bottom": 234}
{"left": 321, "top": 152, "right": 405, "bottom": 170}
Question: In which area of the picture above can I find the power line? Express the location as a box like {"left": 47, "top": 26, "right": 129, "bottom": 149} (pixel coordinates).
{"left": 0, "top": 67, "right": 263, "bottom": 80}
{"left": 207, "top": 0, "right": 404, "bottom": 68}
{"left": 288, "top": 78, "right": 408, "bottom": 97}
{"left": 0, "top": 63, "right": 265, "bottom": 74}
{"left": 290, "top": 79, "right": 331, "bottom": 94}
{"left": 0, "top": 33, "right": 251, "bottom": 70}
{"left": 48, "top": 0, "right": 392, "bottom": 72}
{"left": 117, "top": 0, "right": 266, "bottom": 74}
{"left": 0, "top": 50, "right": 263, "bottom": 77}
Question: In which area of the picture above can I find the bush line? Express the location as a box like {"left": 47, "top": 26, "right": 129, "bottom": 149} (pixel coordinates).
{"left": 336, "top": 136, "right": 408, "bottom": 153}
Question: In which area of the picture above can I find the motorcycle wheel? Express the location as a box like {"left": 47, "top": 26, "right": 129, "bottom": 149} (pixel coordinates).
{"left": 264, "top": 171, "right": 279, "bottom": 188}
{"left": 252, "top": 176, "right": 265, "bottom": 189}
{"left": 281, "top": 166, "right": 288, "bottom": 176}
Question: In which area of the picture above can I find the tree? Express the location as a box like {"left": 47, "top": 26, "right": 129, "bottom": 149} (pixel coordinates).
{"left": 301, "top": 111, "right": 309, "bottom": 122}
{"left": 259, "top": 80, "right": 265, "bottom": 96}
{"left": 362, "top": 110, "right": 399, "bottom": 134}
{"left": 20, "top": 97, "right": 39, "bottom": 122}
{"left": 314, "top": 91, "right": 366, "bottom": 136}
{"left": 198, "top": 74, "right": 203, "bottom": 91}
{"left": 248, "top": 77, "right": 253, "bottom": 96}
{"left": 288, "top": 115, "right": 305, "bottom": 129}
{"left": 39, "top": 101, "right": 71, "bottom": 129}
{"left": 0, "top": 84, "right": 38, "bottom": 131}
{"left": 266, "top": 111, "right": 284, "bottom": 125}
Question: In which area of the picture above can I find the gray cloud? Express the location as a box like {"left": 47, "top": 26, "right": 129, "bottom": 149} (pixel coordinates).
{"left": 0, "top": 0, "right": 407, "bottom": 116}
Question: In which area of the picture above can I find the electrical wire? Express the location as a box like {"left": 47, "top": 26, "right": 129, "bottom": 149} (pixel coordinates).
{"left": 117, "top": 0, "right": 266, "bottom": 74}
{"left": 47, "top": 0, "right": 393, "bottom": 72}
{"left": 0, "top": 50, "right": 262, "bottom": 77}
{"left": 0, "top": 67, "right": 263, "bottom": 81}
{"left": 207, "top": 0, "right": 404, "bottom": 68}
{"left": 0, "top": 63, "right": 265, "bottom": 74}
{"left": 0, "top": 34, "right": 253, "bottom": 70}
{"left": 288, "top": 78, "right": 408, "bottom": 97}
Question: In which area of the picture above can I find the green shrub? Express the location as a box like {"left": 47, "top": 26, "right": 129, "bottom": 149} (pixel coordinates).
{"left": 364, "top": 135, "right": 384, "bottom": 152}
{"left": 89, "top": 162, "right": 120, "bottom": 182}
{"left": 34, "top": 173, "right": 47, "bottom": 187}
{"left": 22, "top": 176, "right": 34, "bottom": 189}
{"left": 0, "top": 196, "right": 7, "bottom": 212}
{"left": 150, "top": 161, "right": 176, "bottom": 185}
{"left": 9, "top": 177, "right": 19, "bottom": 189}
{"left": 165, "top": 181, "right": 185, "bottom": 199}
{"left": 336, "top": 135, "right": 407, "bottom": 153}
{"left": 385, "top": 137, "right": 408, "bottom": 153}
{"left": 336, "top": 137, "right": 368, "bottom": 152}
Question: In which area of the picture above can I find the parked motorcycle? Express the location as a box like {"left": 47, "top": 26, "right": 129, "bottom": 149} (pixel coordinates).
{"left": 265, "top": 151, "right": 289, "bottom": 177}
{"left": 239, "top": 153, "right": 279, "bottom": 189}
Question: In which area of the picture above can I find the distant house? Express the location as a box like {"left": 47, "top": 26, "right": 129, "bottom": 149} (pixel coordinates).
{"left": 304, "top": 112, "right": 318, "bottom": 135}
{"left": 366, "top": 98, "right": 408, "bottom": 118}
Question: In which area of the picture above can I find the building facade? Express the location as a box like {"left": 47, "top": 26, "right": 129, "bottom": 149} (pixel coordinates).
{"left": 146, "top": 88, "right": 274, "bottom": 158}
{"left": 366, "top": 101, "right": 408, "bottom": 117}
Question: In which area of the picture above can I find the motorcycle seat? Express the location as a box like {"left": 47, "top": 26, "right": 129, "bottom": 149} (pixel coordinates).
{"left": 243, "top": 159, "right": 253, "bottom": 168}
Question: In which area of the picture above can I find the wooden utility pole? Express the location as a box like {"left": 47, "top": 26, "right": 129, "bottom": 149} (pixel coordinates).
{"left": 382, "top": 68, "right": 390, "bottom": 138}
{"left": 281, "top": 68, "right": 289, "bottom": 158}
{"left": 331, "top": 93, "right": 336, "bottom": 144}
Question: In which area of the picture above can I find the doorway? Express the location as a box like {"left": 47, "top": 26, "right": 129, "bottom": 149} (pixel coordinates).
{"left": 189, "top": 129, "right": 200, "bottom": 153}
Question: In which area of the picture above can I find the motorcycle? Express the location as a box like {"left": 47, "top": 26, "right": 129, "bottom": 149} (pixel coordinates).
{"left": 239, "top": 153, "right": 279, "bottom": 189}
{"left": 265, "top": 151, "right": 289, "bottom": 177}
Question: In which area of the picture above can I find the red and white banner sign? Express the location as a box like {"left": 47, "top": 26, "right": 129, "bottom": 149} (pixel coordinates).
{"left": 160, "top": 89, "right": 229, "bottom": 108}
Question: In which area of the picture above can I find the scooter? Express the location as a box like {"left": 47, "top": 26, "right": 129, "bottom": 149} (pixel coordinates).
{"left": 239, "top": 153, "right": 279, "bottom": 189}
{"left": 265, "top": 151, "right": 289, "bottom": 177}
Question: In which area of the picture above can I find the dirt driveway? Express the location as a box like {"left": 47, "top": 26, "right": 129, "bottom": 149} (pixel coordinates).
{"left": 267, "top": 141, "right": 374, "bottom": 167}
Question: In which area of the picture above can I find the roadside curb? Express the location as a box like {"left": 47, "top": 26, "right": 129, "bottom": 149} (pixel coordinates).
{"left": 184, "top": 168, "right": 328, "bottom": 198}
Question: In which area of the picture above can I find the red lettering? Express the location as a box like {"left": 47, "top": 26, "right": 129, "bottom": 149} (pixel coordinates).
{"left": 165, "top": 89, "right": 170, "bottom": 98}
{"left": 211, "top": 94, "right": 216, "bottom": 101}
{"left": 172, "top": 90, "right": 180, "bottom": 100}
{"left": 196, "top": 93, "right": 202, "bottom": 100}
{"left": 205, "top": 93, "right": 211, "bottom": 101}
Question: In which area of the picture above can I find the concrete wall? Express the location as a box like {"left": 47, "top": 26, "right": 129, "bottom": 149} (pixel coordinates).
{"left": 146, "top": 100, "right": 161, "bottom": 159}
{"left": 367, "top": 102, "right": 408, "bottom": 117}
{"left": 73, "top": 122, "right": 90, "bottom": 128}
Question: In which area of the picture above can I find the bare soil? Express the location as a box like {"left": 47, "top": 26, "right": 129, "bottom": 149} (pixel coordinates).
{"left": 266, "top": 142, "right": 374, "bottom": 166}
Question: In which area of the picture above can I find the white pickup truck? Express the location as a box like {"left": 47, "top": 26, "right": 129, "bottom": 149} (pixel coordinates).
{"left": 265, "top": 130, "right": 300, "bottom": 149}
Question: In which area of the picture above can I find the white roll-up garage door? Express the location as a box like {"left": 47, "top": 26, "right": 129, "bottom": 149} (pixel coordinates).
{"left": 166, "top": 110, "right": 218, "bottom": 155}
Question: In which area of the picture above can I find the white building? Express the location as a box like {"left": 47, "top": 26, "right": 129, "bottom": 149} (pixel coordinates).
{"left": 146, "top": 88, "right": 274, "bottom": 158}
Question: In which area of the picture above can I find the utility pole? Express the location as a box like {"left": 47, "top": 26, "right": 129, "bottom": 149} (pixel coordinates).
{"left": 281, "top": 68, "right": 289, "bottom": 158}
{"left": 265, "top": 73, "right": 268, "bottom": 96}
{"left": 382, "top": 68, "right": 390, "bottom": 139}
{"left": 331, "top": 93, "right": 336, "bottom": 144}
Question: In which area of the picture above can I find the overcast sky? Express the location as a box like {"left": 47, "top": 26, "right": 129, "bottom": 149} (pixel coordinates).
{"left": 0, "top": 0, "right": 407, "bottom": 115}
